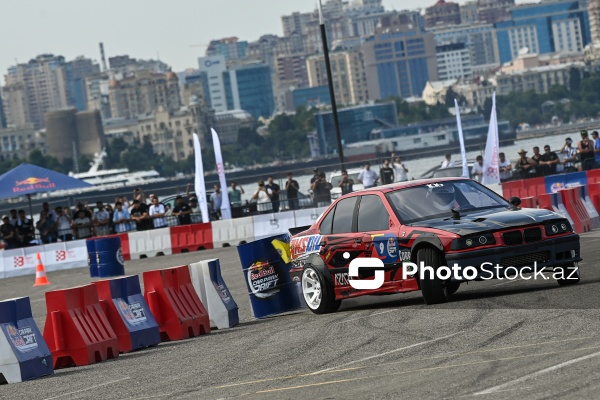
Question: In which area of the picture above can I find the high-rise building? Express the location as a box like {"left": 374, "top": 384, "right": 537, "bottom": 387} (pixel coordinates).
{"left": 198, "top": 55, "right": 228, "bottom": 112}
{"left": 590, "top": 0, "right": 600, "bottom": 44}
{"left": 306, "top": 47, "right": 369, "bottom": 106}
{"left": 65, "top": 56, "right": 101, "bottom": 111}
{"left": 4, "top": 54, "right": 71, "bottom": 129}
{"left": 0, "top": 89, "right": 6, "bottom": 128}
{"left": 85, "top": 72, "right": 112, "bottom": 120}
{"left": 495, "top": 0, "right": 590, "bottom": 64}
{"left": 460, "top": 1, "right": 479, "bottom": 25}
{"left": 181, "top": 72, "right": 209, "bottom": 107}
{"left": 425, "top": 0, "right": 461, "bottom": 28}
{"left": 206, "top": 37, "right": 248, "bottom": 61}
{"left": 282, "top": 11, "right": 314, "bottom": 36}
{"left": 45, "top": 108, "right": 104, "bottom": 162}
{"left": 108, "top": 70, "right": 181, "bottom": 119}
{"left": 0, "top": 126, "right": 41, "bottom": 161}
{"left": 362, "top": 19, "right": 438, "bottom": 100}
{"left": 276, "top": 54, "right": 310, "bottom": 88}
{"left": 224, "top": 62, "right": 275, "bottom": 119}
{"left": 436, "top": 43, "right": 473, "bottom": 81}
{"left": 477, "top": 0, "right": 514, "bottom": 25}
{"left": 108, "top": 55, "right": 169, "bottom": 74}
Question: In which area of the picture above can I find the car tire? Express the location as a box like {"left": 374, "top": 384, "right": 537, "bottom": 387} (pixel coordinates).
{"left": 446, "top": 281, "right": 460, "bottom": 296}
{"left": 301, "top": 266, "right": 341, "bottom": 314}
{"left": 417, "top": 247, "right": 449, "bottom": 305}
{"left": 556, "top": 263, "right": 580, "bottom": 286}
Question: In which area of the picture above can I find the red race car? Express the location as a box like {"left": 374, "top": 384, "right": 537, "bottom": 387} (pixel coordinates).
{"left": 289, "top": 178, "right": 581, "bottom": 314}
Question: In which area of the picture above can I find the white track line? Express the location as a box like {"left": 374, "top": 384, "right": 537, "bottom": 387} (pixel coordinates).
{"left": 311, "top": 331, "right": 464, "bottom": 374}
{"left": 43, "top": 377, "right": 131, "bottom": 400}
{"left": 337, "top": 308, "right": 401, "bottom": 324}
{"left": 473, "top": 350, "right": 600, "bottom": 396}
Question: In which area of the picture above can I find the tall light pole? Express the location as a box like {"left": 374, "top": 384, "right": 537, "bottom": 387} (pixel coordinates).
{"left": 318, "top": 0, "right": 345, "bottom": 171}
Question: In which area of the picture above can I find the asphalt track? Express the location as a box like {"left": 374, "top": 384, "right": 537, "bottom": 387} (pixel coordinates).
{"left": 2, "top": 232, "right": 600, "bottom": 400}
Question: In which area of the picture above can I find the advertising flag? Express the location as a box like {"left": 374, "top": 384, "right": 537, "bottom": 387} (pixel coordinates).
{"left": 482, "top": 92, "right": 500, "bottom": 185}
{"left": 454, "top": 99, "right": 469, "bottom": 179}
{"left": 211, "top": 128, "right": 232, "bottom": 220}
{"left": 193, "top": 133, "right": 209, "bottom": 223}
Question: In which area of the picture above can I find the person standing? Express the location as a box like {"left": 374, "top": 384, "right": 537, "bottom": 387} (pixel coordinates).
{"left": 112, "top": 202, "right": 131, "bottom": 233}
{"left": 592, "top": 131, "right": 600, "bottom": 168}
{"left": 209, "top": 184, "right": 223, "bottom": 220}
{"left": 471, "top": 155, "right": 484, "bottom": 182}
{"left": 578, "top": 130, "right": 595, "bottom": 171}
{"left": 0, "top": 215, "right": 19, "bottom": 249}
{"left": 358, "top": 162, "right": 379, "bottom": 188}
{"left": 15, "top": 210, "right": 34, "bottom": 247}
{"left": 560, "top": 137, "right": 578, "bottom": 172}
{"left": 514, "top": 149, "right": 536, "bottom": 179}
{"left": 539, "top": 145, "right": 560, "bottom": 176}
{"left": 8, "top": 209, "right": 17, "bottom": 227}
{"left": 441, "top": 154, "right": 455, "bottom": 168}
{"left": 94, "top": 201, "right": 111, "bottom": 237}
{"left": 392, "top": 156, "right": 408, "bottom": 182}
{"left": 285, "top": 173, "right": 300, "bottom": 210}
{"left": 149, "top": 197, "right": 167, "bottom": 229}
{"left": 130, "top": 200, "right": 151, "bottom": 231}
{"left": 338, "top": 170, "right": 354, "bottom": 195}
{"left": 72, "top": 210, "right": 93, "bottom": 240}
{"left": 55, "top": 206, "right": 73, "bottom": 242}
{"left": 498, "top": 152, "right": 513, "bottom": 181}
{"left": 266, "top": 176, "right": 281, "bottom": 213}
{"left": 379, "top": 159, "right": 395, "bottom": 185}
{"left": 172, "top": 196, "right": 192, "bottom": 225}
{"left": 228, "top": 182, "right": 244, "bottom": 207}
{"left": 311, "top": 172, "right": 333, "bottom": 207}
{"left": 252, "top": 180, "right": 272, "bottom": 213}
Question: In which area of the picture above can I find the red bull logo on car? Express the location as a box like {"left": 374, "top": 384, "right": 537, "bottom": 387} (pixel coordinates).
{"left": 13, "top": 177, "right": 56, "bottom": 193}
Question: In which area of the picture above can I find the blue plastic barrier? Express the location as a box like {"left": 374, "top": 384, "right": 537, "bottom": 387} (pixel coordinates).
{"left": 86, "top": 239, "right": 98, "bottom": 278}
{"left": 0, "top": 297, "right": 54, "bottom": 383}
{"left": 95, "top": 237, "right": 125, "bottom": 278}
{"left": 92, "top": 275, "right": 161, "bottom": 353}
{"left": 545, "top": 172, "right": 588, "bottom": 193}
{"left": 237, "top": 234, "right": 302, "bottom": 319}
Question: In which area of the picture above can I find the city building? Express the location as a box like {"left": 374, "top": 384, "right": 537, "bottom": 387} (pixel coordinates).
{"left": 213, "top": 109, "right": 255, "bottom": 145}
{"left": 0, "top": 126, "right": 41, "bottom": 161}
{"left": 452, "top": 79, "right": 496, "bottom": 109}
{"left": 65, "top": 56, "right": 101, "bottom": 111}
{"left": 206, "top": 37, "right": 248, "bottom": 61}
{"left": 45, "top": 108, "right": 105, "bottom": 162}
{"left": 436, "top": 42, "right": 473, "bottom": 81}
{"left": 3, "top": 54, "right": 71, "bottom": 129}
{"left": 477, "top": 0, "right": 515, "bottom": 24}
{"left": 460, "top": 1, "right": 479, "bottom": 26}
{"left": 85, "top": 72, "right": 112, "bottom": 120}
{"left": 425, "top": 0, "right": 461, "bottom": 28}
{"left": 108, "top": 70, "right": 182, "bottom": 119}
{"left": 108, "top": 55, "right": 169, "bottom": 74}
{"left": 282, "top": 11, "right": 314, "bottom": 36}
{"left": 590, "top": 0, "right": 600, "bottom": 44}
{"left": 0, "top": 91, "right": 5, "bottom": 128}
{"left": 432, "top": 23, "right": 500, "bottom": 75}
{"left": 276, "top": 54, "right": 310, "bottom": 88}
{"left": 422, "top": 80, "right": 457, "bottom": 105}
{"left": 292, "top": 86, "right": 331, "bottom": 109}
{"left": 306, "top": 47, "right": 369, "bottom": 106}
{"left": 181, "top": 72, "right": 209, "bottom": 107}
{"left": 305, "top": 16, "right": 350, "bottom": 54}
{"left": 495, "top": 0, "right": 590, "bottom": 64}
{"left": 362, "top": 18, "right": 439, "bottom": 100}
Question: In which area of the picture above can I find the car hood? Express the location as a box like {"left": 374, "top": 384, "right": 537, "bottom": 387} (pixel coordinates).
{"left": 415, "top": 207, "right": 560, "bottom": 236}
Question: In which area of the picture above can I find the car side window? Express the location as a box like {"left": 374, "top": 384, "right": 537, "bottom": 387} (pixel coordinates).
{"left": 357, "top": 195, "right": 389, "bottom": 232}
{"left": 331, "top": 197, "right": 358, "bottom": 234}
{"left": 319, "top": 207, "right": 334, "bottom": 235}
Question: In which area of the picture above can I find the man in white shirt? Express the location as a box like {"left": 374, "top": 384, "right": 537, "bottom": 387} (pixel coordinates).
{"left": 149, "top": 197, "right": 168, "bottom": 229}
{"left": 392, "top": 156, "right": 409, "bottom": 182}
{"left": 94, "top": 201, "right": 111, "bottom": 237}
{"left": 471, "top": 155, "right": 484, "bottom": 183}
{"left": 357, "top": 162, "right": 379, "bottom": 188}
{"left": 113, "top": 202, "right": 131, "bottom": 233}
{"left": 441, "top": 154, "right": 455, "bottom": 169}
{"left": 498, "top": 152, "right": 513, "bottom": 181}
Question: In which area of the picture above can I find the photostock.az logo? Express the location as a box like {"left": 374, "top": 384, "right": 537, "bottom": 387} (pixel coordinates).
{"left": 344, "top": 253, "right": 385, "bottom": 290}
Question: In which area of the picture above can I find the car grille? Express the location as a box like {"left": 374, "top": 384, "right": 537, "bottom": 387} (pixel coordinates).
{"left": 502, "top": 231, "right": 523, "bottom": 245}
{"left": 523, "top": 228, "right": 542, "bottom": 243}
{"left": 501, "top": 251, "right": 549, "bottom": 267}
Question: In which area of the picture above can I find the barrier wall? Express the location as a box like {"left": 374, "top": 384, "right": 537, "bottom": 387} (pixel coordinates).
{"left": 253, "top": 212, "right": 298, "bottom": 241}
{"left": 293, "top": 207, "right": 327, "bottom": 228}
{"left": 211, "top": 217, "right": 254, "bottom": 248}
{"left": 171, "top": 223, "right": 213, "bottom": 253}
{"left": 128, "top": 228, "right": 172, "bottom": 259}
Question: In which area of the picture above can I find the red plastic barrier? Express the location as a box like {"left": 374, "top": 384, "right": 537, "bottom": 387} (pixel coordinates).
{"left": 170, "top": 223, "right": 213, "bottom": 254}
{"left": 537, "top": 193, "right": 553, "bottom": 211}
{"left": 43, "top": 284, "right": 118, "bottom": 369}
{"left": 143, "top": 265, "right": 210, "bottom": 341}
{"left": 586, "top": 169, "right": 600, "bottom": 186}
{"left": 520, "top": 196, "right": 537, "bottom": 208}
{"left": 501, "top": 180, "right": 523, "bottom": 199}
{"left": 590, "top": 182, "right": 600, "bottom": 216}
{"left": 559, "top": 188, "right": 591, "bottom": 233}
{"left": 525, "top": 177, "right": 546, "bottom": 198}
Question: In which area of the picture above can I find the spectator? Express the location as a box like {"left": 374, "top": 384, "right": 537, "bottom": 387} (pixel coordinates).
{"left": 189, "top": 197, "right": 203, "bottom": 223}
{"left": 514, "top": 149, "right": 536, "bottom": 179}
{"left": 55, "top": 206, "right": 73, "bottom": 242}
{"left": 75, "top": 202, "right": 92, "bottom": 219}
{"left": 130, "top": 200, "right": 151, "bottom": 231}
{"left": 15, "top": 210, "right": 34, "bottom": 247}
{"left": 531, "top": 146, "right": 542, "bottom": 166}
{"left": 105, "top": 204, "right": 115, "bottom": 234}
{"left": 118, "top": 196, "right": 130, "bottom": 210}
{"left": 338, "top": 170, "right": 354, "bottom": 195}
{"left": 210, "top": 184, "right": 223, "bottom": 220}
{"left": 380, "top": 159, "right": 395, "bottom": 185}
{"left": 578, "top": 130, "right": 595, "bottom": 171}
{"left": 498, "top": 152, "right": 513, "bottom": 181}
{"left": 471, "top": 155, "right": 484, "bottom": 182}
{"left": 113, "top": 202, "right": 131, "bottom": 233}
{"left": 392, "top": 156, "right": 409, "bottom": 182}
{"left": 37, "top": 210, "right": 57, "bottom": 243}
{"left": 228, "top": 182, "right": 244, "bottom": 207}
{"left": 94, "top": 201, "right": 111, "bottom": 237}
{"left": 311, "top": 172, "right": 333, "bottom": 207}
{"left": 252, "top": 180, "right": 272, "bottom": 213}
{"left": 41, "top": 202, "right": 58, "bottom": 221}
{"left": 0, "top": 215, "right": 19, "bottom": 249}
{"left": 310, "top": 168, "right": 320, "bottom": 207}
{"left": 266, "top": 176, "right": 281, "bottom": 213}
{"left": 149, "top": 197, "right": 168, "bottom": 229}
{"left": 172, "top": 195, "right": 192, "bottom": 225}
{"left": 539, "top": 145, "right": 560, "bottom": 176}
{"left": 358, "top": 162, "right": 379, "bottom": 188}
{"left": 133, "top": 188, "right": 146, "bottom": 204}
{"left": 8, "top": 209, "right": 17, "bottom": 226}
{"left": 72, "top": 210, "right": 93, "bottom": 239}
{"left": 441, "top": 154, "right": 455, "bottom": 168}
{"left": 593, "top": 131, "right": 600, "bottom": 168}
{"left": 285, "top": 173, "right": 300, "bottom": 210}
{"left": 560, "top": 137, "right": 578, "bottom": 173}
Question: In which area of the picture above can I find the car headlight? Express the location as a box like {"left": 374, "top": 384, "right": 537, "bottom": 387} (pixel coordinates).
{"left": 544, "top": 220, "right": 573, "bottom": 235}
{"left": 450, "top": 233, "right": 496, "bottom": 250}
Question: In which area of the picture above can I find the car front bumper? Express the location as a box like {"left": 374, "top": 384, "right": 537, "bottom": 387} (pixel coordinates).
{"left": 444, "top": 233, "right": 581, "bottom": 281}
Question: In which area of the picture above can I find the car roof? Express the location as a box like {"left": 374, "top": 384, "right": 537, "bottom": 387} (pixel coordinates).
{"left": 347, "top": 177, "right": 470, "bottom": 195}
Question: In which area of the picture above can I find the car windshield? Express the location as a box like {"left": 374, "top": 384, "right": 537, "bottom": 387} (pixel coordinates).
{"left": 331, "top": 172, "right": 360, "bottom": 187}
{"left": 385, "top": 180, "right": 509, "bottom": 224}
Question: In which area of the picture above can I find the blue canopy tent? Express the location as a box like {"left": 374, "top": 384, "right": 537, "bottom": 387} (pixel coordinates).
{"left": 0, "top": 163, "right": 93, "bottom": 220}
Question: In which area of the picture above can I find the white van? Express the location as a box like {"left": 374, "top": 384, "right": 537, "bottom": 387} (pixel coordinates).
{"left": 329, "top": 168, "right": 364, "bottom": 199}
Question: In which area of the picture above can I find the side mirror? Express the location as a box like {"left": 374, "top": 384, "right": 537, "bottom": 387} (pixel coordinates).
{"left": 508, "top": 197, "right": 522, "bottom": 208}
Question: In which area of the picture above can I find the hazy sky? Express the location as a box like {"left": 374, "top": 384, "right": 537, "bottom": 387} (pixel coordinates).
{"left": 0, "top": 0, "right": 527, "bottom": 80}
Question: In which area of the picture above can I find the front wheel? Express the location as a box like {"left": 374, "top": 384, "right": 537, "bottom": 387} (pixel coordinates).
{"left": 417, "top": 247, "right": 450, "bottom": 305}
{"left": 301, "top": 266, "right": 341, "bottom": 314}
{"left": 555, "top": 263, "right": 580, "bottom": 286}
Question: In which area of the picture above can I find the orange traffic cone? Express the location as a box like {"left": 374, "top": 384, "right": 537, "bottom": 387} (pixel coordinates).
{"left": 33, "top": 252, "right": 50, "bottom": 287}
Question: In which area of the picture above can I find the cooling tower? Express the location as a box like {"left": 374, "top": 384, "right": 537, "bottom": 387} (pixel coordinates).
{"left": 45, "top": 108, "right": 78, "bottom": 161}
{"left": 76, "top": 110, "right": 106, "bottom": 157}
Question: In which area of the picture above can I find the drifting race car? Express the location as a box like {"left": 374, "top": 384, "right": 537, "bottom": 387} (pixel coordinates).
{"left": 289, "top": 178, "right": 582, "bottom": 314}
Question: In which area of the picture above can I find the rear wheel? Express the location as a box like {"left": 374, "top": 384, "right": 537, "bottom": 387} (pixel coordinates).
{"left": 301, "top": 266, "right": 341, "bottom": 314}
{"left": 417, "top": 247, "right": 450, "bottom": 305}
{"left": 555, "top": 263, "right": 580, "bottom": 286}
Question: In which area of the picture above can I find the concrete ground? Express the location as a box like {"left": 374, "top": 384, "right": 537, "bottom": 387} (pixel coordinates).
{"left": 2, "top": 232, "right": 600, "bottom": 400}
